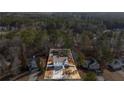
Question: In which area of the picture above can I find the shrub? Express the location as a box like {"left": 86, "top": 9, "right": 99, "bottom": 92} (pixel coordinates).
{"left": 84, "top": 72, "right": 96, "bottom": 81}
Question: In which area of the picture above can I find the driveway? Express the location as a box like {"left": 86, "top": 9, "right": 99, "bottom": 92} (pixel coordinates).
{"left": 103, "top": 69, "right": 124, "bottom": 81}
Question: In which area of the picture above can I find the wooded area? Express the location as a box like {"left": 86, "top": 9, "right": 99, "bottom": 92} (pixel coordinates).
{"left": 0, "top": 13, "right": 124, "bottom": 80}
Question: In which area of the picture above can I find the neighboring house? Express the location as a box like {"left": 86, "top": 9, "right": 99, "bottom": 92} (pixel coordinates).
{"left": 83, "top": 58, "right": 100, "bottom": 71}
{"left": 119, "top": 58, "right": 124, "bottom": 67}
{"left": 0, "top": 26, "right": 7, "bottom": 31}
{"left": 108, "top": 59, "right": 122, "bottom": 70}
{"left": 44, "top": 49, "right": 81, "bottom": 80}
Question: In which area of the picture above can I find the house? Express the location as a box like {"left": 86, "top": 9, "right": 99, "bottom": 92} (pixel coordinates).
{"left": 108, "top": 59, "right": 122, "bottom": 70}
{"left": 83, "top": 58, "right": 100, "bottom": 70}
{"left": 44, "top": 49, "right": 81, "bottom": 80}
